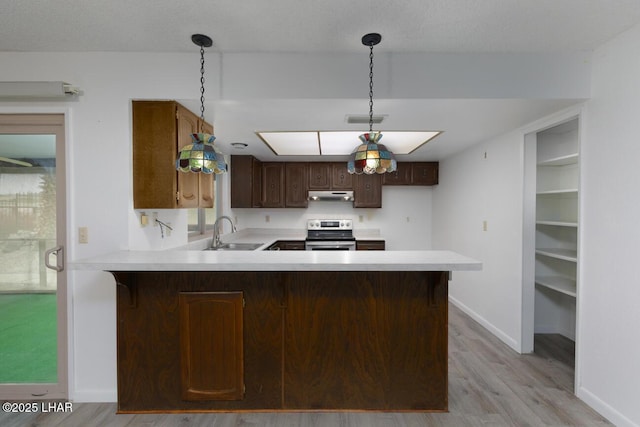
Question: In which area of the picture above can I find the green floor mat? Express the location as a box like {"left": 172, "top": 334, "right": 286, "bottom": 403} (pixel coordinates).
{"left": 0, "top": 293, "right": 57, "bottom": 383}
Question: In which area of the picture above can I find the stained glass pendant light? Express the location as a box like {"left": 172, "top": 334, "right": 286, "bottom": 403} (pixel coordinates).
{"left": 176, "top": 34, "right": 227, "bottom": 174}
{"left": 347, "top": 33, "right": 396, "bottom": 175}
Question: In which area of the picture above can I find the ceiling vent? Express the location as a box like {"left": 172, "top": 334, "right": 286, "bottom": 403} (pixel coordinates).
{"left": 346, "top": 114, "right": 386, "bottom": 124}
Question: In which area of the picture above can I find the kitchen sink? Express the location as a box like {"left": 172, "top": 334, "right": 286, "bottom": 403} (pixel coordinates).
{"left": 203, "top": 242, "right": 264, "bottom": 251}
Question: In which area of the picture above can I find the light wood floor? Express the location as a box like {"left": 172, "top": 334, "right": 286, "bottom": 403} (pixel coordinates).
{"left": 0, "top": 304, "right": 611, "bottom": 427}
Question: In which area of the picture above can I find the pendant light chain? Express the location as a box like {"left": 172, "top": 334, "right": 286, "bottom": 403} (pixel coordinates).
{"left": 199, "top": 44, "right": 206, "bottom": 121}
{"left": 368, "top": 43, "right": 375, "bottom": 132}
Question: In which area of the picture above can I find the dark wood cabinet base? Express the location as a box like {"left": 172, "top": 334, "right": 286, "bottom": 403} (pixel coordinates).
{"left": 113, "top": 270, "right": 449, "bottom": 413}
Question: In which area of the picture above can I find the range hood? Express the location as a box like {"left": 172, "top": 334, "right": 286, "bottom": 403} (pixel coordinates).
{"left": 308, "top": 190, "right": 354, "bottom": 202}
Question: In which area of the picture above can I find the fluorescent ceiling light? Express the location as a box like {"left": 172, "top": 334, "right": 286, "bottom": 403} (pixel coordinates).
{"left": 256, "top": 132, "right": 320, "bottom": 155}
{"left": 257, "top": 131, "right": 442, "bottom": 156}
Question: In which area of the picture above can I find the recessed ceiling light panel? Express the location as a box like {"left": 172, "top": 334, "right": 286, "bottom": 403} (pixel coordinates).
{"left": 257, "top": 130, "right": 442, "bottom": 156}
{"left": 256, "top": 131, "right": 320, "bottom": 155}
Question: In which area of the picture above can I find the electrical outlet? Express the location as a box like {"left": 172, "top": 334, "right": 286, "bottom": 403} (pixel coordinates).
{"left": 79, "top": 227, "right": 89, "bottom": 244}
{"left": 265, "top": 215, "right": 270, "bottom": 223}
{"left": 406, "top": 216, "right": 411, "bottom": 223}
{"left": 152, "top": 212, "right": 158, "bottom": 226}
{"left": 483, "top": 220, "right": 488, "bottom": 231}
{"left": 359, "top": 215, "right": 364, "bottom": 223}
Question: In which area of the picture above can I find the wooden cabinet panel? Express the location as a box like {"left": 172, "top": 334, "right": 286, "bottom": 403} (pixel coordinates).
{"left": 382, "top": 162, "right": 439, "bottom": 186}
{"left": 412, "top": 162, "right": 439, "bottom": 185}
{"left": 308, "top": 163, "right": 331, "bottom": 190}
{"left": 261, "top": 163, "right": 285, "bottom": 208}
{"left": 198, "top": 121, "right": 215, "bottom": 208}
{"left": 231, "top": 155, "right": 262, "bottom": 208}
{"left": 176, "top": 105, "right": 201, "bottom": 208}
{"left": 353, "top": 173, "right": 382, "bottom": 208}
{"left": 331, "top": 162, "right": 353, "bottom": 189}
{"left": 283, "top": 271, "right": 449, "bottom": 410}
{"left": 179, "top": 292, "right": 244, "bottom": 401}
{"left": 285, "top": 163, "right": 308, "bottom": 208}
{"left": 114, "top": 272, "right": 283, "bottom": 412}
{"left": 382, "top": 162, "right": 412, "bottom": 185}
{"left": 266, "top": 240, "right": 306, "bottom": 250}
{"left": 114, "top": 271, "right": 449, "bottom": 412}
{"left": 356, "top": 240, "right": 385, "bottom": 250}
{"left": 133, "top": 100, "right": 214, "bottom": 209}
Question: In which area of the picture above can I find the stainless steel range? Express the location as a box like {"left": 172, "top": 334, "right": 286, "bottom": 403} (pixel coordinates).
{"left": 305, "top": 219, "right": 356, "bottom": 251}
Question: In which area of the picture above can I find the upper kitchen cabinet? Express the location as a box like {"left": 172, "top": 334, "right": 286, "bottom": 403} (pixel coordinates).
{"left": 308, "top": 162, "right": 353, "bottom": 190}
{"left": 231, "top": 155, "right": 262, "bottom": 208}
{"left": 261, "top": 162, "right": 286, "bottom": 208}
{"left": 382, "top": 162, "right": 439, "bottom": 186}
{"left": 285, "top": 163, "right": 308, "bottom": 208}
{"left": 353, "top": 173, "right": 382, "bottom": 208}
{"left": 133, "top": 100, "right": 215, "bottom": 209}
{"left": 331, "top": 163, "right": 353, "bottom": 189}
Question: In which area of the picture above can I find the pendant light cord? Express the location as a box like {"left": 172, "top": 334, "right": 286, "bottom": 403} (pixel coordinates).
{"left": 199, "top": 44, "right": 206, "bottom": 121}
{"left": 368, "top": 43, "right": 374, "bottom": 133}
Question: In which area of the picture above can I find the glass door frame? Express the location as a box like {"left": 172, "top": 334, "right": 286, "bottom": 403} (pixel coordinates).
{"left": 0, "top": 113, "right": 68, "bottom": 400}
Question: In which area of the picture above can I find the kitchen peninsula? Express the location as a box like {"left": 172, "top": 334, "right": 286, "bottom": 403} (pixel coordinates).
{"left": 73, "top": 249, "right": 481, "bottom": 413}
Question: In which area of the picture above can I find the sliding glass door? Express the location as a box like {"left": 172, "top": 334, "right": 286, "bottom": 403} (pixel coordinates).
{"left": 0, "top": 114, "right": 67, "bottom": 399}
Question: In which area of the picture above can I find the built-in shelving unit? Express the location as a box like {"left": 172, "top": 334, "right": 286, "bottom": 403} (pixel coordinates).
{"left": 534, "top": 118, "right": 579, "bottom": 340}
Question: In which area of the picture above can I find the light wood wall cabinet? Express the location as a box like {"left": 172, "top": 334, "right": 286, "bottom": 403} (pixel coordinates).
{"left": 133, "top": 100, "right": 215, "bottom": 209}
{"left": 534, "top": 118, "right": 579, "bottom": 341}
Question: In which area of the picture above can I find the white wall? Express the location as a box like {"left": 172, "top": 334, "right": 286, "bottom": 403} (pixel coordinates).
{"left": 432, "top": 130, "right": 526, "bottom": 350}
{"left": 433, "top": 22, "right": 640, "bottom": 427}
{"left": 577, "top": 23, "right": 640, "bottom": 427}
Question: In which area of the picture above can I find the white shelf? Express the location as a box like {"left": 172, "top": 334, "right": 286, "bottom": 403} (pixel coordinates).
{"left": 537, "top": 189, "right": 578, "bottom": 196}
{"left": 536, "top": 248, "right": 577, "bottom": 262}
{"left": 535, "top": 276, "right": 577, "bottom": 298}
{"left": 536, "top": 220, "right": 578, "bottom": 228}
{"left": 537, "top": 153, "right": 579, "bottom": 167}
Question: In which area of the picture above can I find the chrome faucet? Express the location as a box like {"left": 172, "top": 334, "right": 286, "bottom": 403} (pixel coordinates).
{"left": 211, "top": 215, "right": 237, "bottom": 248}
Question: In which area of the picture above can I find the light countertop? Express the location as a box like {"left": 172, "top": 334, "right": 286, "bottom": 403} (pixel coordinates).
{"left": 70, "top": 228, "right": 481, "bottom": 272}
{"left": 71, "top": 249, "right": 481, "bottom": 272}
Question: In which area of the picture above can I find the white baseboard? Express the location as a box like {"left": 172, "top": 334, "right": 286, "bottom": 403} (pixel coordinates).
{"left": 70, "top": 389, "right": 117, "bottom": 403}
{"left": 577, "top": 386, "right": 639, "bottom": 427}
{"left": 449, "top": 296, "right": 521, "bottom": 353}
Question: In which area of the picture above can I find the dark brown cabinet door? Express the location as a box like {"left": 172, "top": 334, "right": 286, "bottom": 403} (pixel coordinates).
{"left": 285, "top": 163, "right": 308, "bottom": 208}
{"left": 353, "top": 173, "right": 382, "bottom": 208}
{"left": 412, "top": 162, "right": 439, "bottom": 185}
{"left": 308, "top": 163, "right": 331, "bottom": 190}
{"left": 382, "top": 162, "right": 411, "bottom": 185}
{"left": 262, "top": 162, "right": 285, "bottom": 208}
{"left": 231, "top": 155, "right": 263, "bottom": 208}
{"left": 331, "top": 162, "right": 353, "bottom": 189}
{"left": 179, "top": 292, "right": 244, "bottom": 401}
{"left": 356, "top": 240, "right": 386, "bottom": 250}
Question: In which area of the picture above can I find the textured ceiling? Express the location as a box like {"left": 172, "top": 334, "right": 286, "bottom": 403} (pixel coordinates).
{"left": 2, "top": 1, "right": 640, "bottom": 161}
{"left": 2, "top": 0, "right": 640, "bottom": 53}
